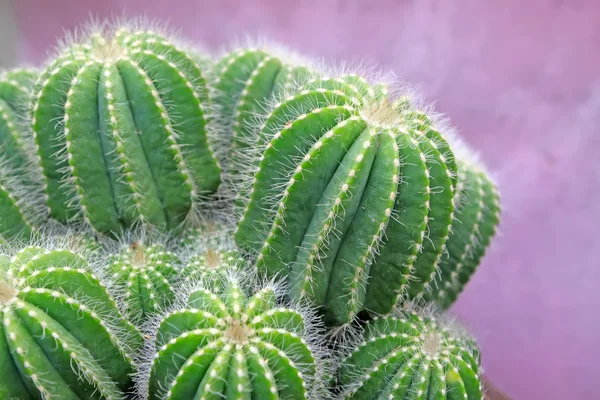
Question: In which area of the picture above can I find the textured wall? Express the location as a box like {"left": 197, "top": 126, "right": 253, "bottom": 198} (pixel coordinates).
{"left": 14, "top": 1, "right": 600, "bottom": 398}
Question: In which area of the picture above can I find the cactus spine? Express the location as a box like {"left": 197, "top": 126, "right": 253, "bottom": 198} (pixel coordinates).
{"left": 337, "top": 311, "right": 482, "bottom": 399}
{"left": 0, "top": 68, "right": 47, "bottom": 242}
{"left": 145, "top": 278, "right": 323, "bottom": 400}
{"left": 0, "top": 245, "right": 143, "bottom": 399}
{"left": 235, "top": 76, "right": 462, "bottom": 325}
{"left": 31, "top": 26, "right": 221, "bottom": 235}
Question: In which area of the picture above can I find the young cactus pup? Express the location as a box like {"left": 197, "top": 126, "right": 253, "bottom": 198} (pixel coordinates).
{"left": 110, "top": 242, "right": 181, "bottom": 326}
{"left": 143, "top": 278, "right": 324, "bottom": 400}
{"left": 337, "top": 311, "right": 483, "bottom": 399}
{"left": 0, "top": 245, "right": 143, "bottom": 399}
{"left": 31, "top": 25, "right": 221, "bottom": 235}
{"left": 235, "top": 76, "right": 463, "bottom": 325}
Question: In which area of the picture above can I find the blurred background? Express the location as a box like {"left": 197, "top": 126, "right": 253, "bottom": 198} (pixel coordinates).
{"left": 2, "top": 0, "right": 598, "bottom": 398}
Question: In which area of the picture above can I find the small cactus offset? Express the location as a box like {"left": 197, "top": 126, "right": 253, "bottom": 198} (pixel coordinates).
{"left": 425, "top": 158, "right": 501, "bottom": 309}
{"left": 0, "top": 244, "right": 143, "bottom": 399}
{"left": 143, "top": 277, "right": 325, "bottom": 400}
{"left": 234, "top": 74, "right": 470, "bottom": 325}
{"left": 209, "top": 46, "right": 313, "bottom": 207}
{"left": 0, "top": 68, "right": 47, "bottom": 242}
{"left": 337, "top": 311, "right": 483, "bottom": 399}
{"left": 109, "top": 242, "right": 181, "bottom": 326}
{"left": 31, "top": 24, "right": 221, "bottom": 235}
{"left": 183, "top": 248, "right": 245, "bottom": 291}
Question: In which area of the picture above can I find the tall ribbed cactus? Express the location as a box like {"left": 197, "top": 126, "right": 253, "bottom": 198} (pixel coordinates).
{"left": 0, "top": 245, "right": 143, "bottom": 399}
{"left": 110, "top": 243, "right": 181, "bottom": 326}
{"left": 0, "top": 68, "right": 47, "bottom": 242}
{"left": 143, "top": 278, "right": 324, "bottom": 400}
{"left": 337, "top": 311, "right": 483, "bottom": 399}
{"left": 425, "top": 158, "right": 501, "bottom": 309}
{"left": 234, "top": 75, "right": 466, "bottom": 325}
{"left": 209, "top": 46, "right": 313, "bottom": 208}
{"left": 31, "top": 25, "right": 221, "bottom": 235}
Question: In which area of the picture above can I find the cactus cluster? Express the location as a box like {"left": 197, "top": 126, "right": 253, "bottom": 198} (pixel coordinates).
{"left": 0, "top": 19, "right": 503, "bottom": 400}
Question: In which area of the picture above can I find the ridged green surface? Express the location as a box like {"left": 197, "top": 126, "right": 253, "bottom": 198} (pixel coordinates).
{"left": 0, "top": 68, "right": 44, "bottom": 242}
{"left": 0, "top": 246, "right": 143, "bottom": 399}
{"left": 147, "top": 280, "right": 318, "bottom": 400}
{"left": 210, "top": 48, "right": 313, "bottom": 215}
{"left": 235, "top": 77, "right": 459, "bottom": 325}
{"left": 338, "top": 312, "right": 482, "bottom": 400}
{"left": 183, "top": 248, "right": 244, "bottom": 292}
{"left": 425, "top": 160, "right": 501, "bottom": 309}
{"left": 109, "top": 243, "right": 181, "bottom": 326}
{"left": 31, "top": 28, "right": 221, "bottom": 235}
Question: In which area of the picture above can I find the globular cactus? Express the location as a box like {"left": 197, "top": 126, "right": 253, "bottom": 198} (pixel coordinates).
{"left": 424, "top": 158, "right": 501, "bottom": 309}
{"left": 337, "top": 311, "right": 483, "bottom": 400}
{"left": 142, "top": 278, "right": 325, "bottom": 400}
{"left": 182, "top": 248, "right": 245, "bottom": 292}
{"left": 109, "top": 242, "right": 181, "bottom": 326}
{"left": 234, "top": 75, "right": 465, "bottom": 325}
{"left": 0, "top": 68, "right": 47, "bottom": 242}
{"left": 209, "top": 46, "right": 313, "bottom": 204}
{"left": 0, "top": 244, "right": 143, "bottom": 399}
{"left": 31, "top": 24, "right": 221, "bottom": 236}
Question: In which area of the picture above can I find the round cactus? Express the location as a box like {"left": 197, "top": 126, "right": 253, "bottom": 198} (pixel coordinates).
{"left": 209, "top": 46, "right": 313, "bottom": 209}
{"left": 425, "top": 159, "right": 501, "bottom": 309}
{"left": 235, "top": 75, "right": 465, "bottom": 325}
{"left": 337, "top": 311, "right": 482, "bottom": 399}
{"left": 182, "top": 248, "right": 245, "bottom": 291}
{"left": 109, "top": 242, "right": 181, "bottom": 326}
{"left": 31, "top": 25, "right": 221, "bottom": 235}
{"left": 0, "top": 245, "right": 143, "bottom": 399}
{"left": 0, "top": 68, "right": 47, "bottom": 242}
{"left": 144, "top": 278, "right": 323, "bottom": 400}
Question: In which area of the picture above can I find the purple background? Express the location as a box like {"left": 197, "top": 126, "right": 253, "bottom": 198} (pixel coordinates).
{"left": 12, "top": 1, "right": 600, "bottom": 398}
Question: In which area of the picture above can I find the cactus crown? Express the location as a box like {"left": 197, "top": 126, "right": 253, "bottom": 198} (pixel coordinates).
{"left": 0, "top": 243, "right": 142, "bottom": 399}
{"left": 142, "top": 277, "right": 326, "bottom": 400}
{"left": 31, "top": 24, "right": 221, "bottom": 236}
{"left": 338, "top": 310, "right": 482, "bottom": 399}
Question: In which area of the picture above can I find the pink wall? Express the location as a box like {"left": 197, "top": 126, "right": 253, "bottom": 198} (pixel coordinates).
{"left": 14, "top": 1, "right": 600, "bottom": 398}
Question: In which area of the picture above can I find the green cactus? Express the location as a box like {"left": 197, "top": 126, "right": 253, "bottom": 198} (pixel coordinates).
{"left": 209, "top": 46, "right": 313, "bottom": 210}
{"left": 183, "top": 248, "right": 245, "bottom": 292}
{"left": 0, "top": 68, "right": 47, "bottom": 242}
{"left": 425, "top": 158, "right": 501, "bottom": 309}
{"left": 31, "top": 25, "right": 221, "bottom": 235}
{"left": 144, "top": 278, "right": 324, "bottom": 400}
{"left": 0, "top": 245, "right": 143, "bottom": 399}
{"left": 337, "top": 311, "right": 482, "bottom": 399}
{"left": 234, "top": 75, "right": 464, "bottom": 325}
{"left": 109, "top": 242, "right": 181, "bottom": 326}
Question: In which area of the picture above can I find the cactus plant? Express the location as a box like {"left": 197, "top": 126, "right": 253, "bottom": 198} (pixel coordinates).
{"left": 0, "top": 68, "right": 47, "bottom": 242}
{"left": 209, "top": 46, "right": 313, "bottom": 207}
{"left": 425, "top": 158, "right": 501, "bottom": 309}
{"left": 234, "top": 75, "right": 464, "bottom": 325}
{"left": 31, "top": 25, "right": 221, "bottom": 235}
{"left": 0, "top": 244, "right": 143, "bottom": 399}
{"left": 143, "top": 278, "right": 325, "bottom": 400}
{"left": 109, "top": 242, "right": 182, "bottom": 326}
{"left": 337, "top": 311, "right": 483, "bottom": 399}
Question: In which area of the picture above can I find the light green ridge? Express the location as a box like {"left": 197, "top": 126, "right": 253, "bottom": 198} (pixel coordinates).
{"left": 31, "top": 27, "right": 221, "bottom": 235}
{"left": 338, "top": 312, "right": 482, "bottom": 400}
{"left": 0, "top": 246, "right": 143, "bottom": 399}
{"left": 147, "top": 280, "right": 318, "bottom": 400}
